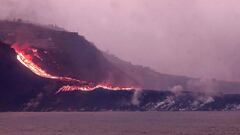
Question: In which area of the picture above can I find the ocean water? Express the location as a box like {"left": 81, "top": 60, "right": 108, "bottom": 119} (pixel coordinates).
{"left": 0, "top": 112, "right": 239, "bottom": 135}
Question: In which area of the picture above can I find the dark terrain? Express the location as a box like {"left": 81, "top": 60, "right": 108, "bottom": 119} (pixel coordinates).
{"left": 0, "top": 20, "right": 240, "bottom": 111}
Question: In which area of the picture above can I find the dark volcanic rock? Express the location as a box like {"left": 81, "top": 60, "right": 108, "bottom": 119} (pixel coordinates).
{"left": 0, "top": 42, "right": 58, "bottom": 111}
{"left": 22, "top": 89, "right": 240, "bottom": 111}
{"left": 0, "top": 21, "right": 240, "bottom": 112}
{"left": 0, "top": 20, "right": 136, "bottom": 87}
{"left": 1, "top": 20, "right": 240, "bottom": 93}
{"left": 104, "top": 53, "right": 240, "bottom": 93}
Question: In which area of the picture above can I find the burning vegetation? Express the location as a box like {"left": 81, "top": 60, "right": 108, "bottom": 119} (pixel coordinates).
{"left": 11, "top": 43, "right": 135, "bottom": 93}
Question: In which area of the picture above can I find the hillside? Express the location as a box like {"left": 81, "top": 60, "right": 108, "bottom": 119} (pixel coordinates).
{"left": 104, "top": 53, "right": 240, "bottom": 94}
{"left": 0, "top": 20, "right": 136, "bottom": 87}
{"left": 0, "top": 20, "right": 240, "bottom": 111}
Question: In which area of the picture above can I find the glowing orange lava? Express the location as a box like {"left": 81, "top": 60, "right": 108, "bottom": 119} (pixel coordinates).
{"left": 17, "top": 51, "right": 58, "bottom": 79}
{"left": 12, "top": 43, "right": 135, "bottom": 93}
{"left": 57, "top": 84, "right": 134, "bottom": 93}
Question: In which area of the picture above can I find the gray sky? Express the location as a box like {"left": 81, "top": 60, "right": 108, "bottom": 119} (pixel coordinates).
{"left": 1, "top": 0, "right": 240, "bottom": 81}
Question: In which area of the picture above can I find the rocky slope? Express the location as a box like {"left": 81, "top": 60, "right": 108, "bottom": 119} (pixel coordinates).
{"left": 0, "top": 20, "right": 240, "bottom": 111}
{"left": 0, "top": 20, "right": 136, "bottom": 87}
{"left": 104, "top": 51, "right": 240, "bottom": 94}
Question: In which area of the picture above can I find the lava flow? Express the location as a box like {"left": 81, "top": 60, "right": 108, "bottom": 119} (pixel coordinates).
{"left": 11, "top": 43, "right": 135, "bottom": 93}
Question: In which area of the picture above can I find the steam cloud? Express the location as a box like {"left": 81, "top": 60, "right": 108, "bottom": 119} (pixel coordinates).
{"left": 131, "top": 89, "right": 142, "bottom": 106}
{"left": 187, "top": 78, "right": 219, "bottom": 95}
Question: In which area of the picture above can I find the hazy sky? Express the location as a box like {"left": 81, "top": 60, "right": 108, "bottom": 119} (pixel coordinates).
{"left": 1, "top": 0, "right": 240, "bottom": 81}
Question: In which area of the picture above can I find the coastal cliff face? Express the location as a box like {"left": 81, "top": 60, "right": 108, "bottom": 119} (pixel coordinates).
{"left": 0, "top": 20, "right": 240, "bottom": 111}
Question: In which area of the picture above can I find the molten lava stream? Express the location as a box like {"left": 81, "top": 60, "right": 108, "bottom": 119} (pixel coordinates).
{"left": 12, "top": 44, "right": 135, "bottom": 93}
{"left": 57, "top": 84, "right": 135, "bottom": 93}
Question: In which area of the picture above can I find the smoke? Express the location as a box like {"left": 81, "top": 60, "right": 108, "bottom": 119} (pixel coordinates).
{"left": 187, "top": 78, "right": 219, "bottom": 95}
{"left": 0, "top": 0, "right": 53, "bottom": 21}
{"left": 169, "top": 78, "right": 221, "bottom": 95}
{"left": 23, "top": 92, "right": 43, "bottom": 111}
{"left": 1, "top": 0, "right": 240, "bottom": 82}
{"left": 131, "top": 89, "right": 142, "bottom": 106}
{"left": 170, "top": 85, "right": 183, "bottom": 95}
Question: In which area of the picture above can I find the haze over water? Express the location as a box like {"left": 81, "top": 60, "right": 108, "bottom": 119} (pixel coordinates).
{"left": 0, "top": 112, "right": 239, "bottom": 135}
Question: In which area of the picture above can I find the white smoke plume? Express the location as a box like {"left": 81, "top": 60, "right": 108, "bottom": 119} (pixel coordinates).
{"left": 187, "top": 78, "right": 219, "bottom": 95}
{"left": 131, "top": 89, "right": 142, "bottom": 106}
{"left": 170, "top": 85, "right": 183, "bottom": 95}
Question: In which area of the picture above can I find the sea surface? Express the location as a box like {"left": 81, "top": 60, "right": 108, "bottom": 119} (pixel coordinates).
{"left": 0, "top": 112, "right": 239, "bottom": 135}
